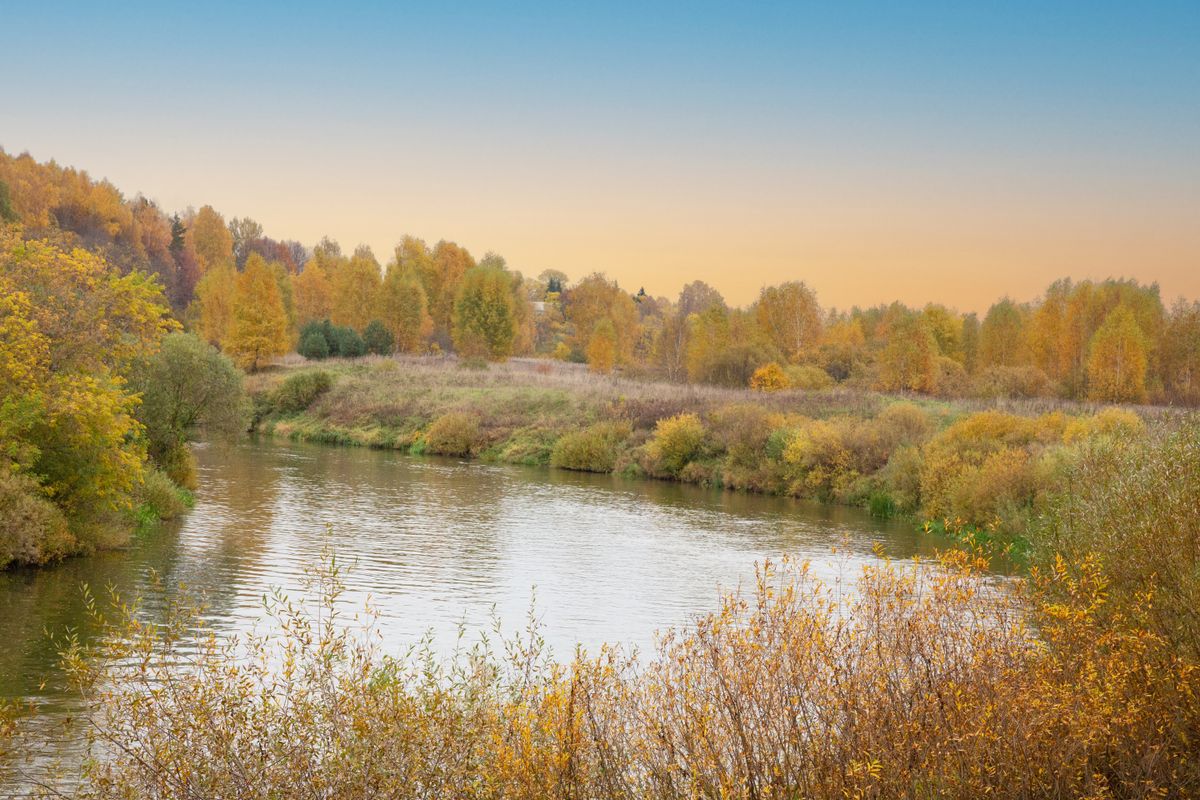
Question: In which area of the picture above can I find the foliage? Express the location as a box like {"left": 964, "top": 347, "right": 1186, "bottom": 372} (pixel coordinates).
{"left": 5, "top": 148, "right": 1197, "bottom": 405}
{"left": 193, "top": 263, "right": 236, "bottom": 345}
{"left": 754, "top": 280, "right": 822, "bottom": 362}
{"left": 129, "top": 332, "right": 244, "bottom": 484}
{"left": 40, "top": 544, "right": 1200, "bottom": 798}
{"left": 1086, "top": 305, "right": 1149, "bottom": 402}
{"left": 0, "top": 231, "right": 178, "bottom": 564}
{"left": 271, "top": 371, "right": 334, "bottom": 415}
{"left": 970, "top": 364, "right": 1053, "bottom": 399}
{"left": 362, "top": 319, "right": 395, "bottom": 356}
{"left": 330, "top": 248, "right": 382, "bottom": 331}
{"left": 132, "top": 466, "right": 190, "bottom": 525}
{"left": 334, "top": 325, "right": 366, "bottom": 358}
{"left": 585, "top": 318, "right": 617, "bottom": 374}
{"left": 224, "top": 254, "right": 289, "bottom": 371}
{"left": 1034, "top": 418, "right": 1200, "bottom": 660}
{"left": 749, "top": 362, "right": 789, "bottom": 391}
{"left": 876, "top": 313, "right": 937, "bottom": 393}
{"left": 292, "top": 261, "right": 332, "bottom": 326}
{"left": 646, "top": 413, "right": 705, "bottom": 476}
{"left": 298, "top": 328, "right": 330, "bottom": 360}
{"left": 0, "top": 468, "right": 71, "bottom": 569}
{"left": 379, "top": 262, "right": 432, "bottom": 352}
{"left": 783, "top": 364, "right": 833, "bottom": 391}
{"left": 452, "top": 265, "right": 517, "bottom": 361}
{"left": 424, "top": 412, "right": 482, "bottom": 456}
{"left": 550, "top": 421, "right": 631, "bottom": 472}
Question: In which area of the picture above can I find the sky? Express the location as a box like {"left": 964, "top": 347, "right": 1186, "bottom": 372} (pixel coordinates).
{"left": 2, "top": 1, "right": 1198, "bottom": 310}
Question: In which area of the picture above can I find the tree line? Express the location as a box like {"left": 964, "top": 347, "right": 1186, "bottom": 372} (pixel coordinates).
{"left": 3, "top": 148, "right": 1197, "bottom": 405}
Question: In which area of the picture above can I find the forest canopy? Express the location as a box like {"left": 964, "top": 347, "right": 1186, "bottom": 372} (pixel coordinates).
{"left": 2, "top": 147, "right": 1198, "bottom": 406}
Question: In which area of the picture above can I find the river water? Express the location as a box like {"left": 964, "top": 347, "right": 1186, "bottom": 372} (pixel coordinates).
{"left": 0, "top": 437, "right": 942, "bottom": 790}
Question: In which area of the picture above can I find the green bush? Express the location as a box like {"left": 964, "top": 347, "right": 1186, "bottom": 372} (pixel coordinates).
{"left": 0, "top": 469, "right": 73, "bottom": 568}
{"left": 299, "top": 330, "right": 330, "bottom": 360}
{"left": 647, "top": 413, "right": 706, "bottom": 476}
{"left": 133, "top": 466, "right": 190, "bottom": 525}
{"left": 551, "top": 421, "right": 631, "bottom": 472}
{"left": 335, "top": 327, "right": 367, "bottom": 358}
{"left": 363, "top": 320, "right": 394, "bottom": 356}
{"left": 272, "top": 371, "right": 334, "bottom": 415}
{"left": 424, "top": 412, "right": 481, "bottom": 456}
{"left": 784, "top": 364, "right": 834, "bottom": 391}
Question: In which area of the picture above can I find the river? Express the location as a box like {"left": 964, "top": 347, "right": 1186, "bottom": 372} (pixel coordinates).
{"left": 1, "top": 437, "right": 942, "bottom": 790}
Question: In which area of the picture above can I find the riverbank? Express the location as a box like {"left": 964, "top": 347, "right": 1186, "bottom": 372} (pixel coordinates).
{"left": 247, "top": 355, "right": 1164, "bottom": 553}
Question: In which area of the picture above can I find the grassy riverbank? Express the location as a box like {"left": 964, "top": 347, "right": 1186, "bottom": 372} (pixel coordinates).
{"left": 248, "top": 355, "right": 1168, "bottom": 553}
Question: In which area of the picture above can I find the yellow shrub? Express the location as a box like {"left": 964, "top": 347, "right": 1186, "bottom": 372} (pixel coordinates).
{"left": 749, "top": 362, "right": 790, "bottom": 391}
{"left": 1062, "top": 407, "right": 1145, "bottom": 443}
{"left": 646, "top": 413, "right": 706, "bottom": 476}
{"left": 424, "top": 412, "right": 481, "bottom": 456}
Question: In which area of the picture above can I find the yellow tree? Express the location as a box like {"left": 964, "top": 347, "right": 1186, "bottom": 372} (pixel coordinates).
{"left": 1087, "top": 306, "right": 1148, "bottom": 403}
{"left": 877, "top": 314, "right": 938, "bottom": 393}
{"left": 452, "top": 265, "right": 516, "bottom": 360}
{"left": 194, "top": 264, "right": 237, "bottom": 346}
{"left": 586, "top": 318, "right": 617, "bottom": 374}
{"left": 292, "top": 261, "right": 332, "bottom": 326}
{"left": 685, "top": 305, "right": 732, "bottom": 383}
{"left": 225, "top": 254, "right": 289, "bottom": 371}
{"left": 564, "top": 273, "right": 639, "bottom": 363}
{"left": 188, "top": 205, "right": 234, "bottom": 273}
{"left": 1161, "top": 300, "right": 1200, "bottom": 405}
{"left": 427, "top": 240, "right": 475, "bottom": 343}
{"left": 921, "top": 304, "right": 964, "bottom": 362}
{"left": 978, "top": 298, "right": 1029, "bottom": 368}
{"left": 818, "top": 317, "right": 866, "bottom": 381}
{"left": 0, "top": 230, "right": 175, "bottom": 558}
{"left": 330, "top": 247, "right": 382, "bottom": 331}
{"left": 754, "top": 281, "right": 822, "bottom": 363}
{"left": 379, "top": 263, "right": 432, "bottom": 352}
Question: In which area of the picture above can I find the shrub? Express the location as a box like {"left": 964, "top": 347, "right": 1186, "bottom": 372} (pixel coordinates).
{"left": 919, "top": 411, "right": 1056, "bottom": 527}
{"left": 133, "top": 466, "right": 189, "bottom": 523}
{"left": 0, "top": 468, "right": 72, "bottom": 569}
{"left": 132, "top": 332, "right": 245, "bottom": 469}
{"left": 874, "top": 401, "right": 934, "bottom": 447}
{"left": 362, "top": 320, "right": 394, "bottom": 356}
{"left": 1035, "top": 420, "right": 1200, "bottom": 661}
{"left": 646, "top": 413, "right": 706, "bottom": 476}
{"left": 51, "top": 549, "right": 1200, "bottom": 798}
{"left": 271, "top": 371, "right": 334, "bottom": 415}
{"left": 749, "top": 362, "right": 789, "bottom": 391}
{"left": 784, "top": 364, "right": 834, "bottom": 391}
{"left": 298, "top": 330, "right": 330, "bottom": 360}
{"left": 708, "top": 404, "right": 778, "bottom": 469}
{"left": 1062, "top": 407, "right": 1144, "bottom": 443}
{"left": 334, "top": 327, "right": 366, "bottom": 358}
{"left": 550, "top": 421, "right": 631, "bottom": 472}
{"left": 424, "top": 412, "right": 481, "bottom": 456}
{"left": 933, "top": 355, "right": 969, "bottom": 397}
{"left": 971, "top": 365, "right": 1053, "bottom": 399}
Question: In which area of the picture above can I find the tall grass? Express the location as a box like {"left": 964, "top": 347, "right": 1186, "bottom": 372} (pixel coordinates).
{"left": 10, "top": 540, "right": 1193, "bottom": 798}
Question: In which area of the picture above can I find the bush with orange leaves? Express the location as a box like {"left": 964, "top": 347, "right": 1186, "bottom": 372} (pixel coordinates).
{"left": 5, "top": 533, "right": 1193, "bottom": 799}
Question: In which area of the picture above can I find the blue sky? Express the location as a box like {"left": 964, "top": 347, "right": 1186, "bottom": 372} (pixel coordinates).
{"left": 3, "top": 1, "right": 1197, "bottom": 307}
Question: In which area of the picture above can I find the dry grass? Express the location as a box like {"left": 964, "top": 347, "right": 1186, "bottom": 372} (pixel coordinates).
{"left": 7, "top": 544, "right": 1195, "bottom": 799}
